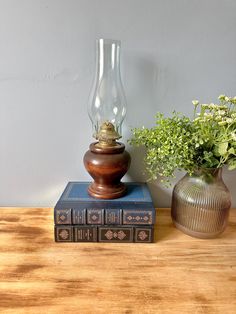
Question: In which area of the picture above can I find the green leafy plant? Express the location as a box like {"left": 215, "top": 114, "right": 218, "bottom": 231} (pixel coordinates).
{"left": 129, "top": 95, "right": 236, "bottom": 185}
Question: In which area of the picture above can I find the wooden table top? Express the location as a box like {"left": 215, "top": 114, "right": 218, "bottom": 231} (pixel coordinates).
{"left": 0, "top": 208, "right": 236, "bottom": 314}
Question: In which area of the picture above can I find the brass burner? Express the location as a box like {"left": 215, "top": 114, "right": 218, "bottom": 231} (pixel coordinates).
{"left": 96, "top": 122, "right": 121, "bottom": 147}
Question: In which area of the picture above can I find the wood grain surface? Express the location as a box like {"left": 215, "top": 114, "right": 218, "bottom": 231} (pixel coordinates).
{"left": 0, "top": 208, "right": 236, "bottom": 314}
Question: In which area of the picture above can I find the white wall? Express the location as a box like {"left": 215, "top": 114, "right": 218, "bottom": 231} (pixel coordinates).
{"left": 0, "top": 0, "right": 236, "bottom": 207}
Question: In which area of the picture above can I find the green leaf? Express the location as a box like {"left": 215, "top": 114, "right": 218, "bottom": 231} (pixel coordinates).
{"left": 228, "top": 147, "right": 235, "bottom": 155}
{"left": 228, "top": 159, "right": 236, "bottom": 170}
{"left": 213, "top": 145, "right": 221, "bottom": 157}
{"left": 217, "top": 142, "right": 228, "bottom": 156}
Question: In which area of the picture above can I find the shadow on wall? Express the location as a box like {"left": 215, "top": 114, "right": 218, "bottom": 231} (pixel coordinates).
{"left": 123, "top": 54, "right": 175, "bottom": 207}
{"left": 126, "top": 145, "right": 173, "bottom": 208}
{"left": 125, "top": 54, "right": 159, "bottom": 129}
{"left": 126, "top": 146, "right": 190, "bottom": 208}
{"left": 148, "top": 171, "right": 186, "bottom": 208}
{"left": 223, "top": 168, "right": 236, "bottom": 207}
{"left": 148, "top": 182, "right": 171, "bottom": 208}
{"left": 126, "top": 146, "right": 146, "bottom": 182}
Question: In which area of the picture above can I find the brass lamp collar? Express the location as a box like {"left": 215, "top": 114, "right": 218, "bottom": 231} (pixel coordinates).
{"left": 95, "top": 121, "right": 121, "bottom": 147}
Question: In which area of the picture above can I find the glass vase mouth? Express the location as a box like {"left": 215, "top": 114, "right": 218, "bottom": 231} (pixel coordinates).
{"left": 190, "top": 167, "right": 223, "bottom": 183}
{"left": 96, "top": 38, "right": 121, "bottom": 45}
{"left": 193, "top": 167, "right": 222, "bottom": 175}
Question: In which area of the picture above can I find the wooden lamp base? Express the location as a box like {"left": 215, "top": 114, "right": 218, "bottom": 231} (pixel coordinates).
{"left": 83, "top": 142, "right": 131, "bottom": 199}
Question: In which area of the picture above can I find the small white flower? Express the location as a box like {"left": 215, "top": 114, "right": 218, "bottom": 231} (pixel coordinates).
{"left": 203, "top": 113, "right": 213, "bottom": 120}
{"left": 225, "top": 96, "right": 230, "bottom": 102}
{"left": 192, "top": 100, "right": 199, "bottom": 106}
{"left": 231, "top": 113, "right": 236, "bottom": 118}
{"left": 217, "top": 110, "right": 226, "bottom": 116}
{"left": 218, "top": 121, "right": 227, "bottom": 126}
{"left": 209, "top": 103, "right": 217, "bottom": 109}
{"left": 226, "top": 118, "right": 233, "bottom": 124}
{"left": 219, "top": 105, "right": 228, "bottom": 109}
{"left": 231, "top": 132, "right": 236, "bottom": 141}
{"left": 218, "top": 94, "right": 225, "bottom": 100}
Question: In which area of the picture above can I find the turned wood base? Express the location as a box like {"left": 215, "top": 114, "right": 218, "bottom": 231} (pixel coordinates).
{"left": 87, "top": 182, "right": 127, "bottom": 199}
{"left": 83, "top": 142, "right": 131, "bottom": 199}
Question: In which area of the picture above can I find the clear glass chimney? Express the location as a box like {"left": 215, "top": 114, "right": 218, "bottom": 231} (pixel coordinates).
{"left": 88, "top": 39, "right": 127, "bottom": 140}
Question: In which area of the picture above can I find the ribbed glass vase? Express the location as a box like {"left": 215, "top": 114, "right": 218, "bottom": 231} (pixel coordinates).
{"left": 171, "top": 168, "right": 231, "bottom": 239}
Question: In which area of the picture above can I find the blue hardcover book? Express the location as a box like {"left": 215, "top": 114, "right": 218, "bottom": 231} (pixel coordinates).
{"left": 54, "top": 182, "right": 155, "bottom": 226}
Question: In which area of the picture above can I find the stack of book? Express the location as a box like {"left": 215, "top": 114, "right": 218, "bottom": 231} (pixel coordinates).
{"left": 54, "top": 182, "right": 156, "bottom": 243}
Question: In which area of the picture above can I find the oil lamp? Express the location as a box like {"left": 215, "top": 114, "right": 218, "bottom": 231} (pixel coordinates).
{"left": 83, "top": 39, "right": 131, "bottom": 199}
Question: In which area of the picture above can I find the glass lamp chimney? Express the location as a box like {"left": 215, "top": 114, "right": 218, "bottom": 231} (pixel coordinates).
{"left": 88, "top": 39, "right": 127, "bottom": 140}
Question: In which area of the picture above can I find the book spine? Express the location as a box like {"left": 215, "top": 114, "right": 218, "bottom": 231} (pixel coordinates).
{"left": 54, "top": 208, "right": 155, "bottom": 226}
{"left": 54, "top": 225, "right": 154, "bottom": 243}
